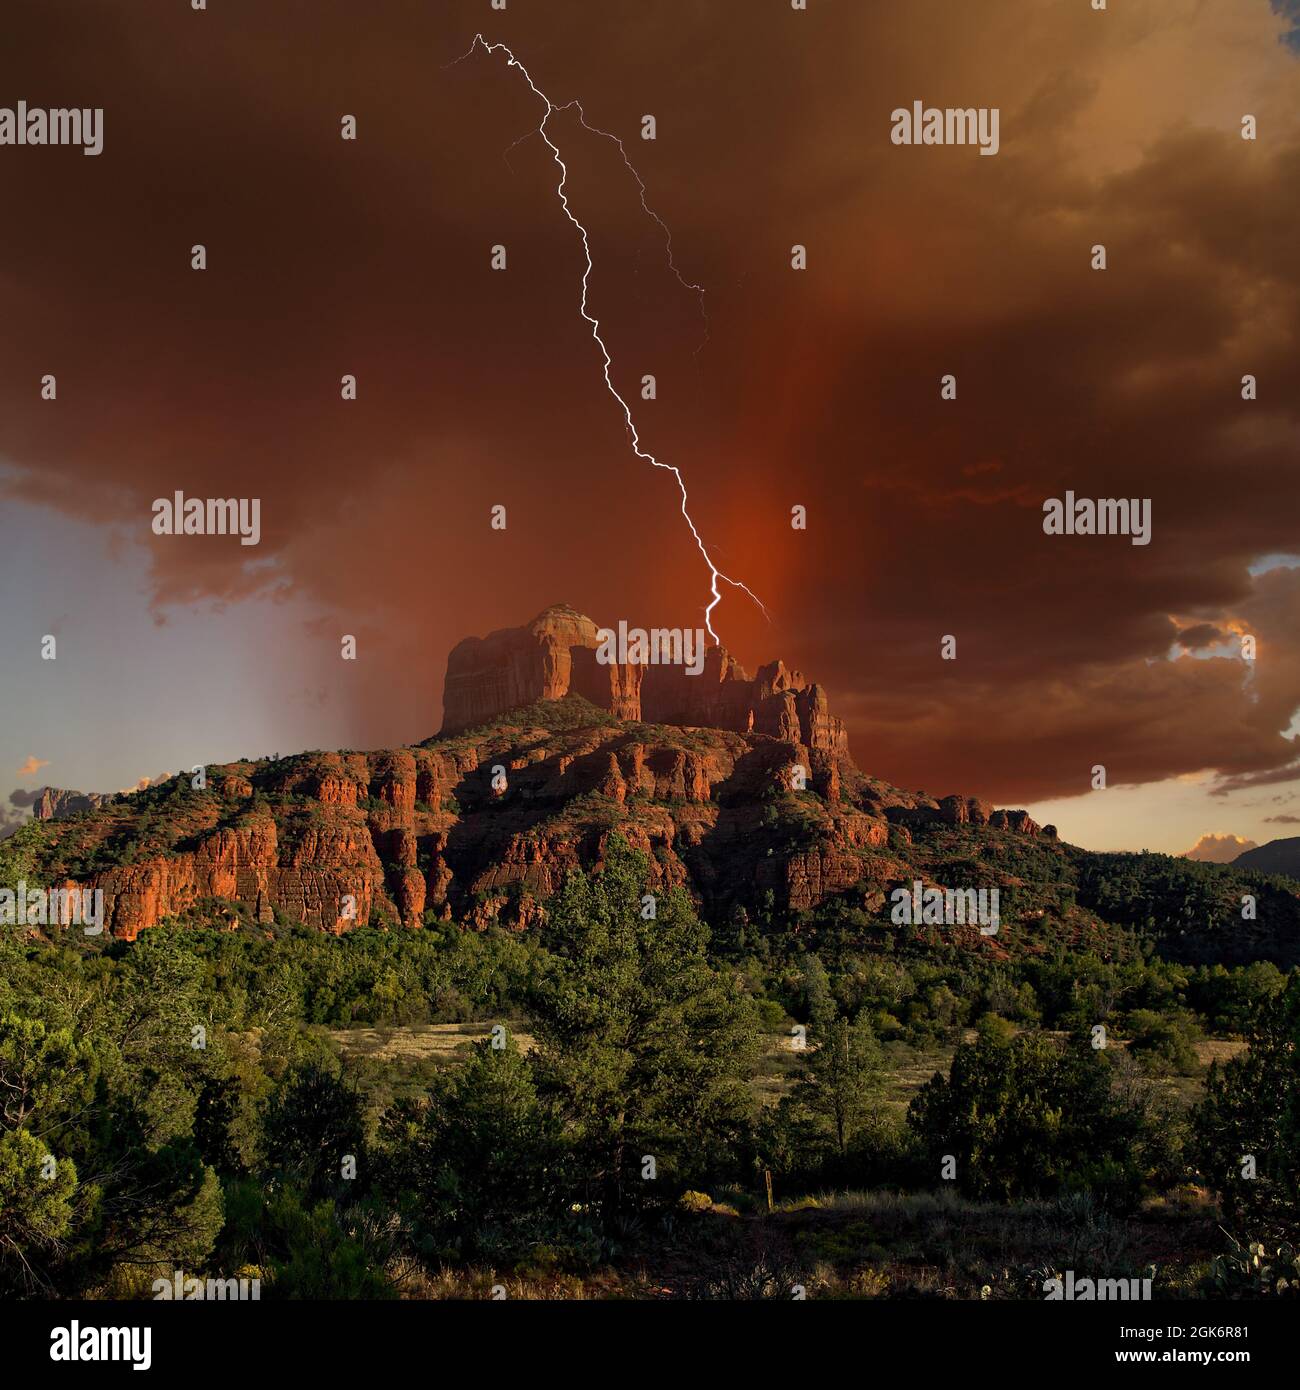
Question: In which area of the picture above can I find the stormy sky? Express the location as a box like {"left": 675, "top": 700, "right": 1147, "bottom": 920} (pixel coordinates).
{"left": 2, "top": 0, "right": 1298, "bottom": 855}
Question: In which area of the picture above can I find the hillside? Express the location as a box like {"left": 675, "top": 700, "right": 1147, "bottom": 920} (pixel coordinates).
{"left": 1233, "top": 836, "right": 1300, "bottom": 879}
{"left": 3, "top": 606, "right": 1299, "bottom": 967}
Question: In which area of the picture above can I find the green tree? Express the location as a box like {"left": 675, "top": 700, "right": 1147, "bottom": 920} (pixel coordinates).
{"left": 0, "top": 1129, "right": 78, "bottom": 1294}
{"left": 262, "top": 1063, "right": 367, "bottom": 1201}
{"left": 217, "top": 1179, "right": 395, "bottom": 1299}
{"left": 1125, "top": 1008, "right": 1200, "bottom": 1076}
{"left": 383, "top": 1037, "right": 564, "bottom": 1257}
{"left": 799, "top": 954, "right": 836, "bottom": 1036}
{"left": 0, "top": 1012, "right": 98, "bottom": 1134}
{"left": 528, "top": 836, "right": 759, "bottom": 1222}
{"left": 907, "top": 1031, "right": 1151, "bottom": 1204}
{"left": 790, "top": 1014, "right": 882, "bottom": 1158}
{"left": 91, "top": 1142, "right": 224, "bottom": 1289}
{"left": 1194, "top": 973, "right": 1300, "bottom": 1238}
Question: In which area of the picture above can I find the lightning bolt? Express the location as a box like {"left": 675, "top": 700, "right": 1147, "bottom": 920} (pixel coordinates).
{"left": 503, "top": 104, "right": 711, "bottom": 356}
{"left": 449, "top": 33, "right": 766, "bottom": 642}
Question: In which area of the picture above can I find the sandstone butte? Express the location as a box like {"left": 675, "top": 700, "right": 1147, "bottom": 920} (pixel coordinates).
{"left": 23, "top": 604, "right": 1055, "bottom": 944}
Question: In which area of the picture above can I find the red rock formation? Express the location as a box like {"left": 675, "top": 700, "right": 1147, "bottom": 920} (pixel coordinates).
{"left": 12, "top": 609, "right": 1051, "bottom": 942}
{"left": 893, "top": 797, "right": 1036, "bottom": 835}
{"left": 442, "top": 606, "right": 642, "bottom": 731}
{"left": 32, "top": 787, "right": 114, "bottom": 820}
{"left": 939, "top": 795, "right": 993, "bottom": 826}
{"left": 440, "top": 605, "right": 848, "bottom": 754}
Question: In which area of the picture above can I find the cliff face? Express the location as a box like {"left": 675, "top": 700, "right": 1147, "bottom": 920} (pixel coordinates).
{"left": 441, "top": 606, "right": 617, "bottom": 730}
{"left": 441, "top": 604, "right": 849, "bottom": 755}
{"left": 24, "top": 722, "right": 897, "bottom": 941}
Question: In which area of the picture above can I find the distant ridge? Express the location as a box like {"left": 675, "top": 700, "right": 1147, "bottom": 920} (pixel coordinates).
{"left": 31, "top": 787, "right": 115, "bottom": 820}
{"left": 1233, "top": 836, "right": 1300, "bottom": 878}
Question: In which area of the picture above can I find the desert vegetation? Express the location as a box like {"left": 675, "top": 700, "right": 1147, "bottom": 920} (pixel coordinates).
{"left": 1, "top": 835, "right": 1297, "bottom": 1299}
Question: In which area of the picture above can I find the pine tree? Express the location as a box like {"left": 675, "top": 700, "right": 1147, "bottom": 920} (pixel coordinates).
{"left": 792, "top": 1013, "right": 882, "bottom": 1158}
{"left": 528, "top": 835, "right": 759, "bottom": 1222}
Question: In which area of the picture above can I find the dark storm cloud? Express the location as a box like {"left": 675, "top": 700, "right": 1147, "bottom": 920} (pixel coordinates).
{"left": 1273, "top": 1, "right": 1300, "bottom": 52}
{"left": 2, "top": 787, "right": 42, "bottom": 840}
{"left": 1211, "top": 759, "right": 1300, "bottom": 798}
{"left": 1, "top": 0, "right": 1298, "bottom": 805}
{"left": 1176, "top": 624, "right": 1228, "bottom": 650}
